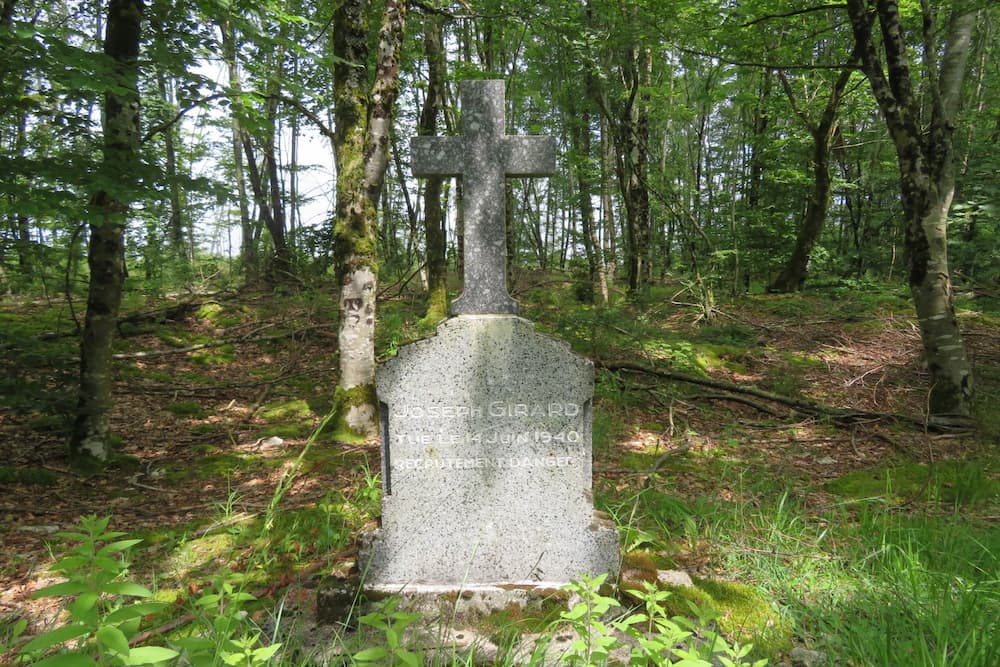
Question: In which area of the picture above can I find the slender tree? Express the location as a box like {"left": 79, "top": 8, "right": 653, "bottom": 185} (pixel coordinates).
{"left": 769, "top": 51, "right": 859, "bottom": 292}
{"left": 845, "top": 0, "right": 976, "bottom": 425}
{"left": 71, "top": 0, "right": 143, "bottom": 461}
{"left": 328, "top": 0, "right": 406, "bottom": 440}
{"left": 418, "top": 13, "right": 448, "bottom": 323}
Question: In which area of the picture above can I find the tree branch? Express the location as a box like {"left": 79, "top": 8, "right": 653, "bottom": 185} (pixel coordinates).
{"left": 597, "top": 360, "right": 932, "bottom": 429}
{"left": 742, "top": 3, "right": 848, "bottom": 27}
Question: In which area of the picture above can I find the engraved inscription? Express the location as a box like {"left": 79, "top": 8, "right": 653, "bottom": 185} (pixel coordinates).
{"left": 397, "top": 456, "right": 577, "bottom": 470}
{"left": 389, "top": 400, "right": 585, "bottom": 475}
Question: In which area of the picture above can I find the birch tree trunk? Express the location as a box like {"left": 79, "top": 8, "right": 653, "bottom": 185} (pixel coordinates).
{"left": 70, "top": 0, "right": 142, "bottom": 461}
{"left": 846, "top": 0, "right": 976, "bottom": 426}
{"left": 329, "top": 0, "right": 406, "bottom": 441}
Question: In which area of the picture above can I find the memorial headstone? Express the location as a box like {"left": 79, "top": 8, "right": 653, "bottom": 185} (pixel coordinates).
{"left": 361, "top": 80, "right": 618, "bottom": 592}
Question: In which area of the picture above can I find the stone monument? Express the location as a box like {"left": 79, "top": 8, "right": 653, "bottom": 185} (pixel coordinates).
{"left": 361, "top": 80, "right": 619, "bottom": 593}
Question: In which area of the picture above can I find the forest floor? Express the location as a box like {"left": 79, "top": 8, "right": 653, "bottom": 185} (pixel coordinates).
{"left": 1, "top": 277, "right": 998, "bottom": 665}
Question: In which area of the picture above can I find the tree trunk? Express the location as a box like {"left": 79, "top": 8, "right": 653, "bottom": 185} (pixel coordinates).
{"left": 155, "top": 69, "right": 185, "bottom": 260}
{"left": 220, "top": 17, "right": 256, "bottom": 279}
{"left": 769, "top": 60, "right": 856, "bottom": 293}
{"left": 419, "top": 13, "right": 447, "bottom": 322}
{"left": 263, "top": 58, "right": 292, "bottom": 280}
{"left": 71, "top": 0, "right": 142, "bottom": 461}
{"left": 614, "top": 46, "right": 653, "bottom": 293}
{"left": 846, "top": 0, "right": 975, "bottom": 425}
{"left": 329, "top": 0, "right": 406, "bottom": 441}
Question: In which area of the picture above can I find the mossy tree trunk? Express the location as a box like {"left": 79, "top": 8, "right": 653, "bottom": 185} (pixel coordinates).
{"left": 70, "top": 0, "right": 143, "bottom": 461}
{"left": 329, "top": 0, "right": 406, "bottom": 441}
{"left": 846, "top": 0, "right": 976, "bottom": 426}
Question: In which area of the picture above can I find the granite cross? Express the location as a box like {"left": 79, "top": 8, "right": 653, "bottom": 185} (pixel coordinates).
{"left": 411, "top": 80, "right": 556, "bottom": 315}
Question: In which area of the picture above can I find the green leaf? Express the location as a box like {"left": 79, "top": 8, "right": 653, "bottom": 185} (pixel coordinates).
{"left": 122, "top": 646, "right": 180, "bottom": 665}
{"left": 396, "top": 648, "right": 421, "bottom": 667}
{"left": 252, "top": 643, "right": 282, "bottom": 661}
{"left": 103, "top": 602, "right": 167, "bottom": 624}
{"left": 173, "top": 636, "right": 214, "bottom": 652}
{"left": 352, "top": 646, "right": 389, "bottom": 661}
{"left": 194, "top": 593, "right": 221, "bottom": 607}
{"left": 221, "top": 652, "right": 246, "bottom": 665}
{"left": 103, "top": 582, "right": 153, "bottom": 597}
{"left": 33, "top": 581, "right": 90, "bottom": 598}
{"left": 94, "top": 556, "right": 124, "bottom": 575}
{"left": 96, "top": 625, "right": 130, "bottom": 656}
{"left": 20, "top": 623, "right": 91, "bottom": 653}
{"left": 97, "top": 539, "right": 143, "bottom": 557}
{"left": 55, "top": 531, "right": 90, "bottom": 541}
{"left": 69, "top": 592, "right": 100, "bottom": 619}
{"left": 28, "top": 654, "right": 98, "bottom": 667}
{"left": 49, "top": 558, "right": 89, "bottom": 575}
{"left": 358, "top": 612, "right": 387, "bottom": 630}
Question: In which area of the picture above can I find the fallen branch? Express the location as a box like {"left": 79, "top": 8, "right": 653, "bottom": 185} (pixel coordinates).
{"left": 597, "top": 360, "right": 928, "bottom": 429}
{"left": 686, "top": 393, "right": 782, "bottom": 416}
{"left": 112, "top": 324, "right": 335, "bottom": 360}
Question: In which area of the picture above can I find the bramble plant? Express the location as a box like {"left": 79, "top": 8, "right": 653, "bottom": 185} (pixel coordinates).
{"left": 546, "top": 576, "right": 767, "bottom": 667}
{"left": 556, "top": 573, "right": 621, "bottom": 665}
{"left": 352, "top": 597, "right": 422, "bottom": 666}
{"left": 173, "top": 575, "right": 281, "bottom": 667}
{"left": 18, "top": 514, "right": 178, "bottom": 666}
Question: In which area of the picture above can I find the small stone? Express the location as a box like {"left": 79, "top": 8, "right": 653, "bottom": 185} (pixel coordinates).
{"left": 657, "top": 570, "right": 694, "bottom": 588}
{"left": 255, "top": 436, "right": 284, "bottom": 449}
{"left": 16, "top": 525, "right": 60, "bottom": 534}
{"left": 789, "top": 646, "right": 827, "bottom": 666}
{"left": 817, "top": 456, "right": 836, "bottom": 465}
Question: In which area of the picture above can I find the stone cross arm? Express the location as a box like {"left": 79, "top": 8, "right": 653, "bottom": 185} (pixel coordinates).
{"left": 410, "top": 80, "right": 555, "bottom": 315}
{"left": 411, "top": 136, "right": 556, "bottom": 178}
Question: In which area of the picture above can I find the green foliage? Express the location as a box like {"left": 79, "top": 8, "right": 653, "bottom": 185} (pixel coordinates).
{"left": 353, "top": 597, "right": 423, "bottom": 666}
{"left": 165, "top": 401, "right": 206, "bottom": 418}
{"left": 825, "top": 460, "right": 1000, "bottom": 508}
{"left": 543, "top": 574, "right": 767, "bottom": 667}
{"left": 0, "top": 467, "right": 58, "bottom": 486}
{"left": 174, "top": 576, "right": 281, "bottom": 667}
{"left": 19, "top": 515, "right": 177, "bottom": 666}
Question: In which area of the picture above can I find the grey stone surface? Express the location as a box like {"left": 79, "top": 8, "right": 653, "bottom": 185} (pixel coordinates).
{"left": 411, "top": 80, "right": 555, "bottom": 316}
{"left": 363, "top": 315, "right": 619, "bottom": 588}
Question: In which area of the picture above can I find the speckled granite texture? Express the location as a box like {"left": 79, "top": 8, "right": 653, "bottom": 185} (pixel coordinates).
{"left": 363, "top": 315, "right": 619, "bottom": 588}
{"left": 410, "top": 80, "right": 555, "bottom": 316}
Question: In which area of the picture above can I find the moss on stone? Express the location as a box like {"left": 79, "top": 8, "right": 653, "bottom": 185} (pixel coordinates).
{"left": 662, "top": 578, "right": 791, "bottom": 655}
{"left": 825, "top": 459, "right": 1000, "bottom": 507}
{"left": 166, "top": 401, "right": 206, "bottom": 418}
{"left": 260, "top": 399, "right": 313, "bottom": 422}
{"left": 196, "top": 302, "right": 223, "bottom": 321}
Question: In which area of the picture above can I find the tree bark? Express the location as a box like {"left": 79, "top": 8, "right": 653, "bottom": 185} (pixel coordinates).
{"left": 220, "top": 17, "right": 257, "bottom": 279}
{"left": 418, "top": 14, "right": 448, "bottom": 322}
{"left": 154, "top": 68, "right": 185, "bottom": 259}
{"left": 612, "top": 45, "right": 653, "bottom": 293}
{"left": 329, "top": 0, "right": 406, "bottom": 441}
{"left": 769, "top": 58, "right": 857, "bottom": 293}
{"left": 846, "top": 0, "right": 975, "bottom": 425}
{"left": 71, "top": 0, "right": 143, "bottom": 461}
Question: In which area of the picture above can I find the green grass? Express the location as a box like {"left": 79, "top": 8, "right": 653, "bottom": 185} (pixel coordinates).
{"left": 612, "top": 480, "right": 1000, "bottom": 666}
